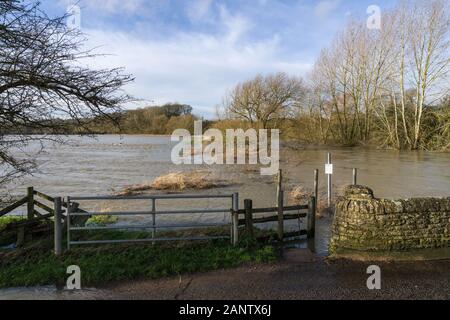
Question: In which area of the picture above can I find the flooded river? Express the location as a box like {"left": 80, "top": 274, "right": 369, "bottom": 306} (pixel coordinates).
{"left": 2, "top": 135, "right": 449, "bottom": 253}
{"left": 3, "top": 135, "right": 449, "bottom": 199}
{"left": 1, "top": 135, "right": 449, "bottom": 299}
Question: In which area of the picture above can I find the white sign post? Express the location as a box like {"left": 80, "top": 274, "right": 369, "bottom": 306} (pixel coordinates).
{"left": 326, "top": 153, "right": 332, "bottom": 207}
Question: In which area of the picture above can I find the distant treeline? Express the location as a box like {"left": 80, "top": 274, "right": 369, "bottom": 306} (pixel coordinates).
{"left": 82, "top": 103, "right": 199, "bottom": 135}
{"left": 5, "top": 98, "right": 449, "bottom": 153}
{"left": 51, "top": 103, "right": 199, "bottom": 135}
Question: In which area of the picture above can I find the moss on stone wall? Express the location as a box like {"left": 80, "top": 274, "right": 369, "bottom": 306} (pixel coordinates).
{"left": 329, "top": 186, "right": 450, "bottom": 254}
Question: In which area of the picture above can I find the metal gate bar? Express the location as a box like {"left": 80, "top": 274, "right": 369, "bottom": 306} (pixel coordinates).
{"left": 65, "top": 193, "right": 239, "bottom": 250}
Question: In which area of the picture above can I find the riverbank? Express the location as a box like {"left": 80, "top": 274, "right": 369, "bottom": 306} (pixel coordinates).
{"left": 2, "top": 249, "right": 449, "bottom": 300}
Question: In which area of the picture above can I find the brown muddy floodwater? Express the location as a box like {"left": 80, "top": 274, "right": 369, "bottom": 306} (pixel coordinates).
{"left": 1, "top": 135, "right": 449, "bottom": 299}
{"left": 1, "top": 135, "right": 450, "bottom": 256}
{"left": 3, "top": 135, "right": 449, "bottom": 196}
{"left": 0, "top": 135, "right": 450, "bottom": 247}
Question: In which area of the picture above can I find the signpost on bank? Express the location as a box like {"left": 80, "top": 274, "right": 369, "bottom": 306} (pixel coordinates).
{"left": 325, "top": 153, "right": 333, "bottom": 207}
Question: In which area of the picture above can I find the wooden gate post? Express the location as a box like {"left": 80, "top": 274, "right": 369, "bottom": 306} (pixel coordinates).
{"left": 307, "top": 196, "right": 316, "bottom": 239}
{"left": 244, "top": 199, "right": 254, "bottom": 240}
{"left": 314, "top": 169, "right": 319, "bottom": 216}
{"left": 277, "top": 170, "right": 284, "bottom": 241}
{"left": 277, "top": 190, "right": 284, "bottom": 241}
{"left": 54, "top": 197, "right": 62, "bottom": 256}
{"left": 151, "top": 198, "right": 156, "bottom": 240}
{"left": 232, "top": 193, "right": 239, "bottom": 245}
{"left": 27, "top": 187, "right": 34, "bottom": 220}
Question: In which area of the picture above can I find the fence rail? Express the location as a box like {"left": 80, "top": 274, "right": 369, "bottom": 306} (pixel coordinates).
{"left": 0, "top": 196, "right": 28, "bottom": 217}
{"left": 70, "top": 194, "right": 234, "bottom": 201}
{"left": 62, "top": 193, "right": 239, "bottom": 252}
{"left": 0, "top": 187, "right": 60, "bottom": 219}
{"left": 1, "top": 184, "right": 317, "bottom": 256}
{"left": 238, "top": 197, "right": 316, "bottom": 241}
{"left": 238, "top": 212, "right": 307, "bottom": 226}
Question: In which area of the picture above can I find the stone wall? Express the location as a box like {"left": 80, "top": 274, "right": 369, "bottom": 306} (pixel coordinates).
{"left": 329, "top": 186, "right": 450, "bottom": 253}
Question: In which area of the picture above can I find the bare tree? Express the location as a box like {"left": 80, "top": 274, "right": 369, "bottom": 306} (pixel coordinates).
{"left": 309, "top": 0, "right": 449, "bottom": 150}
{"left": 224, "top": 72, "right": 305, "bottom": 129}
{"left": 313, "top": 31, "right": 362, "bottom": 145}
{"left": 406, "top": 0, "right": 450, "bottom": 149}
{"left": 0, "top": 1, "right": 134, "bottom": 183}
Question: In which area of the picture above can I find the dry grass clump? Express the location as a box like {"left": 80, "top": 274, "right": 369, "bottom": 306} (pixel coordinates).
{"left": 289, "top": 186, "right": 312, "bottom": 203}
{"left": 117, "top": 184, "right": 153, "bottom": 196}
{"left": 116, "top": 171, "right": 219, "bottom": 196}
{"left": 151, "top": 171, "right": 217, "bottom": 191}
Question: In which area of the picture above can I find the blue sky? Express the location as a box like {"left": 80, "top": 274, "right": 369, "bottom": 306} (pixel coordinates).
{"left": 39, "top": 0, "right": 397, "bottom": 117}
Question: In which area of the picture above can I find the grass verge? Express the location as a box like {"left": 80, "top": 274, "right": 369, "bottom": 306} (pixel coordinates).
{"left": 0, "top": 229, "right": 277, "bottom": 289}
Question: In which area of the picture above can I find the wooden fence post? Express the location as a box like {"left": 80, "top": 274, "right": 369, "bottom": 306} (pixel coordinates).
{"left": 277, "top": 190, "right": 284, "bottom": 242}
{"left": 277, "top": 170, "right": 284, "bottom": 241}
{"left": 16, "top": 227, "right": 25, "bottom": 247}
{"left": 232, "top": 193, "right": 239, "bottom": 246}
{"left": 54, "top": 197, "right": 62, "bottom": 256}
{"left": 314, "top": 169, "right": 319, "bottom": 216}
{"left": 307, "top": 196, "right": 316, "bottom": 239}
{"left": 353, "top": 168, "right": 358, "bottom": 185}
{"left": 244, "top": 199, "right": 254, "bottom": 240}
{"left": 27, "top": 187, "right": 34, "bottom": 220}
{"left": 151, "top": 198, "right": 156, "bottom": 240}
{"left": 276, "top": 169, "right": 283, "bottom": 201}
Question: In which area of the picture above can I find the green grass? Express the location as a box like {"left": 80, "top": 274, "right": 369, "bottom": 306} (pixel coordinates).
{"left": 0, "top": 216, "right": 24, "bottom": 229}
{"left": 86, "top": 215, "right": 118, "bottom": 225}
{"left": 0, "top": 229, "right": 278, "bottom": 288}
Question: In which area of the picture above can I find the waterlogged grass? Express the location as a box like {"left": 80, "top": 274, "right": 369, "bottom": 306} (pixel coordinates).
{"left": 0, "top": 230, "right": 277, "bottom": 288}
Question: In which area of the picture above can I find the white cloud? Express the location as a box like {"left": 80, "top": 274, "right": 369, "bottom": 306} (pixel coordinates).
{"left": 55, "top": 1, "right": 334, "bottom": 117}
{"left": 218, "top": 5, "right": 252, "bottom": 44}
{"left": 314, "top": 0, "right": 341, "bottom": 19}
{"left": 84, "top": 28, "right": 312, "bottom": 118}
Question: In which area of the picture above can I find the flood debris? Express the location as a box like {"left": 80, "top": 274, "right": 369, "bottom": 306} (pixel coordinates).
{"left": 115, "top": 171, "right": 223, "bottom": 196}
